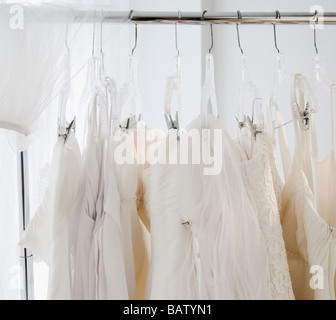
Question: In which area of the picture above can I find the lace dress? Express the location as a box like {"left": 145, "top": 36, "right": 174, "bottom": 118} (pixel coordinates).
{"left": 236, "top": 126, "right": 294, "bottom": 300}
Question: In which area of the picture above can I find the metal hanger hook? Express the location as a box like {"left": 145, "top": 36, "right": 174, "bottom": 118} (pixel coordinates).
{"left": 128, "top": 9, "right": 134, "bottom": 21}
{"left": 128, "top": 9, "right": 138, "bottom": 55}
{"left": 201, "top": 10, "right": 207, "bottom": 21}
{"left": 201, "top": 11, "right": 213, "bottom": 54}
{"left": 209, "top": 24, "right": 214, "bottom": 54}
{"left": 131, "top": 23, "right": 138, "bottom": 55}
{"left": 236, "top": 10, "right": 244, "bottom": 55}
{"left": 273, "top": 10, "right": 281, "bottom": 54}
{"left": 313, "top": 10, "right": 319, "bottom": 54}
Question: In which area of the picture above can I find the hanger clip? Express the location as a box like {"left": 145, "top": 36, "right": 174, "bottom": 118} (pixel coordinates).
{"left": 294, "top": 102, "right": 311, "bottom": 131}
{"left": 165, "top": 112, "right": 180, "bottom": 140}
{"left": 246, "top": 116, "right": 263, "bottom": 138}
{"left": 119, "top": 117, "right": 131, "bottom": 131}
{"left": 235, "top": 115, "right": 246, "bottom": 130}
{"left": 60, "top": 117, "right": 76, "bottom": 144}
{"left": 182, "top": 220, "right": 191, "bottom": 229}
{"left": 300, "top": 106, "right": 311, "bottom": 131}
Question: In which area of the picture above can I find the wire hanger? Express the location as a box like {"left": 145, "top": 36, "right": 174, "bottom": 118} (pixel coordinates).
{"left": 235, "top": 10, "right": 262, "bottom": 134}
{"left": 175, "top": 11, "right": 182, "bottom": 56}
{"left": 84, "top": 14, "right": 109, "bottom": 141}
{"left": 313, "top": 10, "right": 318, "bottom": 55}
{"left": 58, "top": 23, "right": 75, "bottom": 143}
{"left": 312, "top": 10, "right": 332, "bottom": 89}
{"left": 236, "top": 10, "right": 244, "bottom": 55}
{"left": 98, "top": 11, "right": 120, "bottom": 136}
{"left": 132, "top": 24, "right": 138, "bottom": 55}
{"left": 272, "top": 10, "right": 281, "bottom": 54}
{"left": 130, "top": 9, "right": 138, "bottom": 56}
{"left": 201, "top": 10, "right": 218, "bottom": 118}
{"left": 267, "top": 10, "right": 294, "bottom": 134}
{"left": 271, "top": 10, "right": 290, "bottom": 102}
{"left": 209, "top": 23, "right": 214, "bottom": 54}
{"left": 164, "top": 10, "right": 182, "bottom": 138}
{"left": 118, "top": 10, "right": 141, "bottom": 130}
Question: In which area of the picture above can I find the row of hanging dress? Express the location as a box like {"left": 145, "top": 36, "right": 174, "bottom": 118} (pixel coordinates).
{"left": 20, "top": 41, "right": 336, "bottom": 301}
{"left": 68, "top": 53, "right": 151, "bottom": 300}
{"left": 142, "top": 54, "right": 274, "bottom": 300}
{"left": 19, "top": 47, "right": 151, "bottom": 300}
{"left": 20, "top": 51, "right": 278, "bottom": 300}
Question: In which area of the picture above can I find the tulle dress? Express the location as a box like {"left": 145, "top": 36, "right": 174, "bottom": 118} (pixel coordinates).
{"left": 143, "top": 114, "right": 273, "bottom": 300}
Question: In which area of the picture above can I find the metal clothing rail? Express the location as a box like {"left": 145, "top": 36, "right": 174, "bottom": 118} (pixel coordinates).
{"left": 72, "top": 11, "right": 336, "bottom": 25}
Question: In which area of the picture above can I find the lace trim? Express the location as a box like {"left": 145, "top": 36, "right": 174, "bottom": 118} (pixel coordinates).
{"left": 239, "top": 132, "right": 295, "bottom": 300}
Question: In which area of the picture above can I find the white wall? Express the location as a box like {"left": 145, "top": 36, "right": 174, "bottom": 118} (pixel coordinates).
{"left": 207, "top": 0, "right": 336, "bottom": 169}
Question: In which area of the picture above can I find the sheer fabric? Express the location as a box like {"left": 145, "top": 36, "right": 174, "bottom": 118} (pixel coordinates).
{"left": 0, "top": 130, "right": 21, "bottom": 300}
{"left": 0, "top": 4, "right": 66, "bottom": 150}
{"left": 280, "top": 75, "right": 336, "bottom": 300}
{"left": 143, "top": 115, "right": 272, "bottom": 300}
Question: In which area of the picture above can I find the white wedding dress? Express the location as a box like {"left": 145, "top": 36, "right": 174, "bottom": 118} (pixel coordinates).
{"left": 235, "top": 125, "right": 294, "bottom": 300}
{"left": 114, "top": 117, "right": 151, "bottom": 300}
{"left": 19, "top": 131, "right": 81, "bottom": 300}
{"left": 280, "top": 75, "right": 336, "bottom": 300}
{"left": 69, "top": 96, "right": 128, "bottom": 300}
{"left": 143, "top": 114, "right": 273, "bottom": 300}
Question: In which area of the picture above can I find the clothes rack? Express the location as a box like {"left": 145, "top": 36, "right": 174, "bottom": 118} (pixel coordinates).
{"left": 18, "top": 8, "right": 336, "bottom": 25}
{"left": 75, "top": 11, "right": 336, "bottom": 25}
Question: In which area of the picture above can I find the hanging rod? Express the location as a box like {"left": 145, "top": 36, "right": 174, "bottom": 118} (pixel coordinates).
{"left": 71, "top": 11, "right": 336, "bottom": 25}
